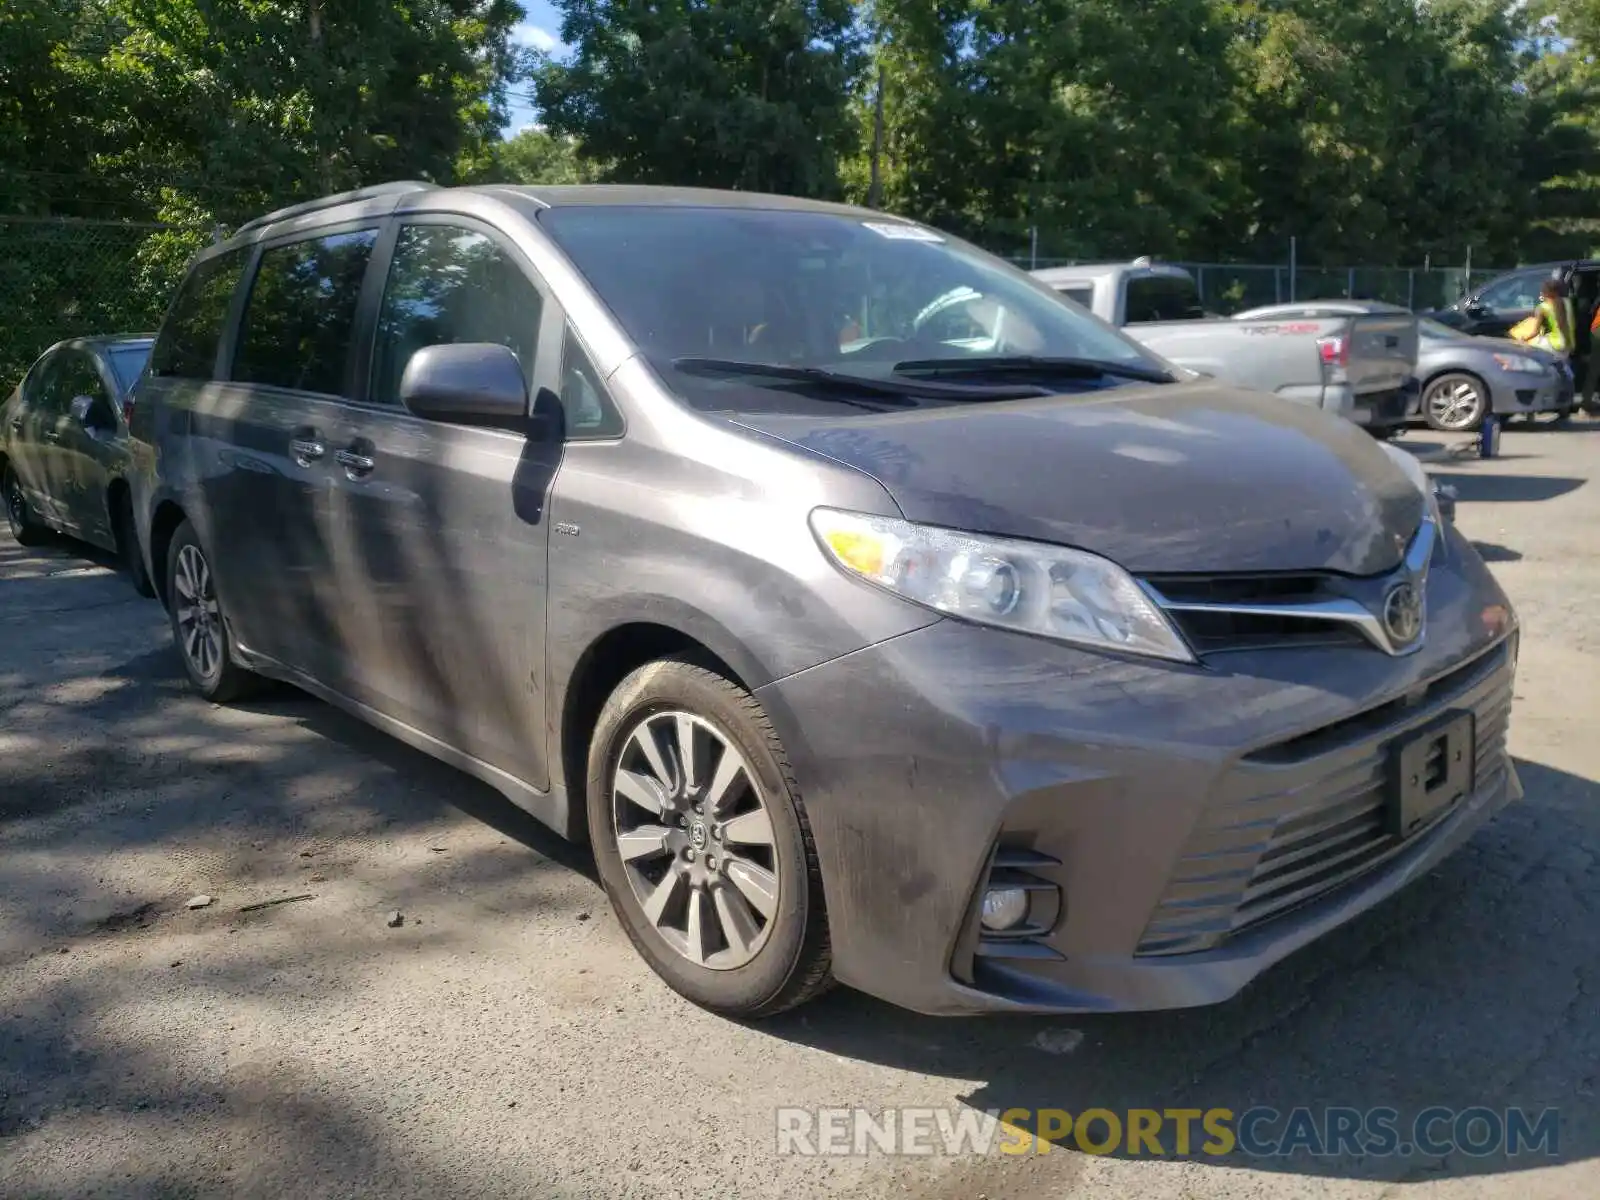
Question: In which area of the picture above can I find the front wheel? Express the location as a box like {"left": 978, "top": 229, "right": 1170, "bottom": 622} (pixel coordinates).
{"left": 164, "top": 520, "right": 261, "bottom": 703}
{"left": 4, "top": 464, "right": 49, "bottom": 546}
{"left": 1422, "top": 373, "right": 1489, "bottom": 433}
{"left": 586, "top": 658, "right": 833, "bottom": 1018}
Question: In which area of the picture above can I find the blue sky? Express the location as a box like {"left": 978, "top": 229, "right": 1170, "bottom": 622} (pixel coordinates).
{"left": 506, "top": 2, "right": 568, "bottom": 135}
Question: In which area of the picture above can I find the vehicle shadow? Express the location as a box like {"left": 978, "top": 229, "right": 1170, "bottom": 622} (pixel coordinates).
{"left": 1472, "top": 541, "right": 1524, "bottom": 563}
{"left": 1429, "top": 471, "right": 1586, "bottom": 503}
{"left": 229, "top": 684, "right": 597, "bottom": 881}
{"left": 756, "top": 756, "right": 1598, "bottom": 1185}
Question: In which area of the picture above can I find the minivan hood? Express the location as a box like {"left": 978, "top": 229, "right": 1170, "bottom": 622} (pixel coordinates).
{"left": 730, "top": 382, "right": 1425, "bottom": 576}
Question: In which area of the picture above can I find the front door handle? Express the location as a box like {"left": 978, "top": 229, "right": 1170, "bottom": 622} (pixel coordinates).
{"left": 289, "top": 428, "right": 326, "bottom": 467}
{"left": 336, "top": 443, "right": 375, "bottom": 480}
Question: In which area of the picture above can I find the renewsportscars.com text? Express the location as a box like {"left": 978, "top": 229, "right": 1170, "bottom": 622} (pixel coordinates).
{"left": 775, "top": 1106, "right": 1561, "bottom": 1159}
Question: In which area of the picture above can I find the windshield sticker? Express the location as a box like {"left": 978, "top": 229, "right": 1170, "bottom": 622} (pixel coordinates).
{"left": 862, "top": 221, "right": 945, "bottom": 243}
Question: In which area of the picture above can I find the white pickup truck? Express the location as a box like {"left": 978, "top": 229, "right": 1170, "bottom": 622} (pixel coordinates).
{"left": 1033, "top": 260, "right": 1419, "bottom": 435}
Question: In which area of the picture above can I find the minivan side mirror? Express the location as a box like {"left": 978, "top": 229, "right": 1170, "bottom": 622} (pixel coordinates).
{"left": 399, "top": 342, "right": 529, "bottom": 426}
{"left": 1463, "top": 299, "right": 1489, "bottom": 318}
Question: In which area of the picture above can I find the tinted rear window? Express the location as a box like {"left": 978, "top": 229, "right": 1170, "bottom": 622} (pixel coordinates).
{"left": 233, "top": 228, "right": 379, "bottom": 395}
{"left": 150, "top": 250, "right": 247, "bottom": 379}
{"left": 1124, "top": 275, "right": 1204, "bottom": 323}
{"left": 106, "top": 344, "right": 151, "bottom": 393}
{"left": 1055, "top": 285, "right": 1094, "bottom": 308}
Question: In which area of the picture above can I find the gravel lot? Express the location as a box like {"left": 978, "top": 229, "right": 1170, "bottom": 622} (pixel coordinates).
{"left": 2, "top": 424, "right": 1597, "bottom": 1200}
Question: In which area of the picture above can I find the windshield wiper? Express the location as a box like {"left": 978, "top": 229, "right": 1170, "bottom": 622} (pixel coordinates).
{"left": 671, "top": 357, "right": 1047, "bottom": 404}
{"left": 892, "top": 355, "right": 1176, "bottom": 385}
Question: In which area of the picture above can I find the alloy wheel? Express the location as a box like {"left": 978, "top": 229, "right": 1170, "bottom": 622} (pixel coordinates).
{"left": 1424, "top": 378, "right": 1486, "bottom": 431}
{"left": 173, "top": 542, "right": 224, "bottom": 681}
{"left": 610, "top": 710, "right": 780, "bottom": 970}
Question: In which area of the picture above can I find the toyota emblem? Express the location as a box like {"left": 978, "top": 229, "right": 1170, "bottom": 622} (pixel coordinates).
{"left": 1382, "top": 581, "right": 1424, "bottom": 647}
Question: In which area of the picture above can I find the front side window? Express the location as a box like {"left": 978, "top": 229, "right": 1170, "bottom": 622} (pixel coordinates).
{"left": 1478, "top": 271, "right": 1544, "bottom": 313}
{"left": 538, "top": 205, "right": 1165, "bottom": 416}
{"left": 371, "top": 224, "right": 543, "bottom": 406}
{"left": 559, "top": 328, "right": 622, "bottom": 438}
{"left": 150, "top": 249, "right": 247, "bottom": 380}
{"left": 233, "top": 228, "right": 379, "bottom": 395}
{"left": 22, "top": 350, "right": 63, "bottom": 409}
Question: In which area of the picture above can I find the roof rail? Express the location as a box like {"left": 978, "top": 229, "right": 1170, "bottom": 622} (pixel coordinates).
{"left": 230, "top": 181, "right": 432, "bottom": 239}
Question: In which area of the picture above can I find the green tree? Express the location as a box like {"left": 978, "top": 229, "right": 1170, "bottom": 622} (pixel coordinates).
{"left": 490, "top": 126, "right": 606, "bottom": 184}
{"left": 1519, "top": 0, "right": 1600, "bottom": 259}
{"left": 534, "top": 0, "right": 867, "bottom": 195}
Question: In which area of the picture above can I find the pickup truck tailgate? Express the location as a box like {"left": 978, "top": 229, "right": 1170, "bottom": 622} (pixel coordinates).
{"left": 1344, "top": 311, "right": 1418, "bottom": 394}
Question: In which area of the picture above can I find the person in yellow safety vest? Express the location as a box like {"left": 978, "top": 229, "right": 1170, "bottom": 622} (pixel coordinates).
{"left": 1524, "top": 277, "right": 1576, "bottom": 357}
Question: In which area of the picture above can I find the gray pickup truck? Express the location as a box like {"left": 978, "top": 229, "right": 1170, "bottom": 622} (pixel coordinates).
{"left": 1033, "top": 260, "right": 1419, "bottom": 434}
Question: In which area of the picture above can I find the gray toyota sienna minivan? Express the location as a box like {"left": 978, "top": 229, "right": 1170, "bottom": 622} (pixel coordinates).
{"left": 129, "top": 182, "right": 1520, "bottom": 1018}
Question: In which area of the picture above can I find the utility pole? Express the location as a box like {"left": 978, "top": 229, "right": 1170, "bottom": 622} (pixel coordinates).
{"left": 868, "top": 61, "right": 885, "bottom": 210}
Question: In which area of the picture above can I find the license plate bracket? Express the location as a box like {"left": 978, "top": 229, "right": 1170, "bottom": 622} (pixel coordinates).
{"left": 1388, "top": 710, "right": 1475, "bottom": 839}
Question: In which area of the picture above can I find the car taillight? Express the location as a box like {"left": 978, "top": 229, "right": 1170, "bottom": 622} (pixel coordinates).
{"left": 121, "top": 397, "right": 136, "bottom": 427}
{"left": 1317, "top": 335, "right": 1349, "bottom": 369}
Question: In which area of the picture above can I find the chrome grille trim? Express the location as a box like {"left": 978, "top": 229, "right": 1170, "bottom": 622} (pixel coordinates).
{"left": 1144, "top": 515, "right": 1437, "bottom": 658}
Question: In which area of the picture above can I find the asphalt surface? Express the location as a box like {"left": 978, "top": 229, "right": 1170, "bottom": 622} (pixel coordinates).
{"left": 2, "top": 422, "right": 1597, "bottom": 1199}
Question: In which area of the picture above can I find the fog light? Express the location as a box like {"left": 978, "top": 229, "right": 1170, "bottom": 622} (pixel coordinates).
{"left": 980, "top": 886, "right": 1029, "bottom": 931}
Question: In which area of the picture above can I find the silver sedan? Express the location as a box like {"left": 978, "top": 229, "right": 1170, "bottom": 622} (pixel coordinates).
{"left": 1235, "top": 300, "right": 1575, "bottom": 432}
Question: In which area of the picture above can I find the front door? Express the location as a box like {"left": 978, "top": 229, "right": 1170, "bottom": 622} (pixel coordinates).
{"left": 1569, "top": 267, "right": 1600, "bottom": 373}
{"left": 8, "top": 349, "right": 63, "bottom": 524}
{"left": 328, "top": 218, "right": 561, "bottom": 789}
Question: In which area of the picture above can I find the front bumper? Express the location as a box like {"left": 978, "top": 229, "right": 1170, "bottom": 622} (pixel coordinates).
{"left": 755, "top": 534, "right": 1518, "bottom": 1015}
{"left": 1489, "top": 365, "right": 1571, "bottom": 415}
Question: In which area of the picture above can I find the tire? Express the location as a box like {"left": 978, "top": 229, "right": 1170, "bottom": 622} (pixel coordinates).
{"left": 114, "top": 491, "right": 155, "bottom": 597}
{"left": 586, "top": 658, "right": 833, "bottom": 1018}
{"left": 164, "top": 519, "right": 260, "bottom": 703}
{"left": 1422, "top": 373, "right": 1489, "bottom": 433}
{"left": 4, "top": 464, "right": 49, "bottom": 546}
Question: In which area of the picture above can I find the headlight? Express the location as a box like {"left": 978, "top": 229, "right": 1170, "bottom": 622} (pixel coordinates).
{"left": 808, "top": 508, "right": 1195, "bottom": 663}
{"left": 1492, "top": 352, "right": 1551, "bottom": 376}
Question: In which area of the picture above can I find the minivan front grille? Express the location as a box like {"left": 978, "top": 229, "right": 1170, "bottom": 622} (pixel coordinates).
{"left": 1135, "top": 641, "right": 1513, "bottom": 957}
{"left": 1141, "top": 514, "right": 1440, "bottom": 659}
{"left": 1142, "top": 570, "right": 1370, "bottom": 655}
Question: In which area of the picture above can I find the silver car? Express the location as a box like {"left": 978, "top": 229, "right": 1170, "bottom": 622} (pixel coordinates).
{"left": 1236, "top": 300, "right": 1575, "bottom": 432}
{"left": 1, "top": 334, "right": 156, "bottom": 591}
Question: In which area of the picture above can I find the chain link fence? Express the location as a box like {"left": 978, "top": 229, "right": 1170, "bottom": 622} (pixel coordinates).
{"left": 0, "top": 216, "right": 207, "bottom": 388}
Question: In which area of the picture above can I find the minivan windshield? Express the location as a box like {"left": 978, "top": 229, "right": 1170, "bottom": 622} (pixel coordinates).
{"left": 538, "top": 205, "right": 1170, "bottom": 413}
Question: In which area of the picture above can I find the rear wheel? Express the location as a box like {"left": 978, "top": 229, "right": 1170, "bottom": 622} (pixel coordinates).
{"left": 1422, "top": 373, "right": 1488, "bottom": 432}
{"left": 4, "top": 464, "right": 49, "bottom": 546}
{"left": 586, "top": 658, "right": 833, "bottom": 1018}
{"left": 164, "top": 520, "right": 261, "bottom": 703}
